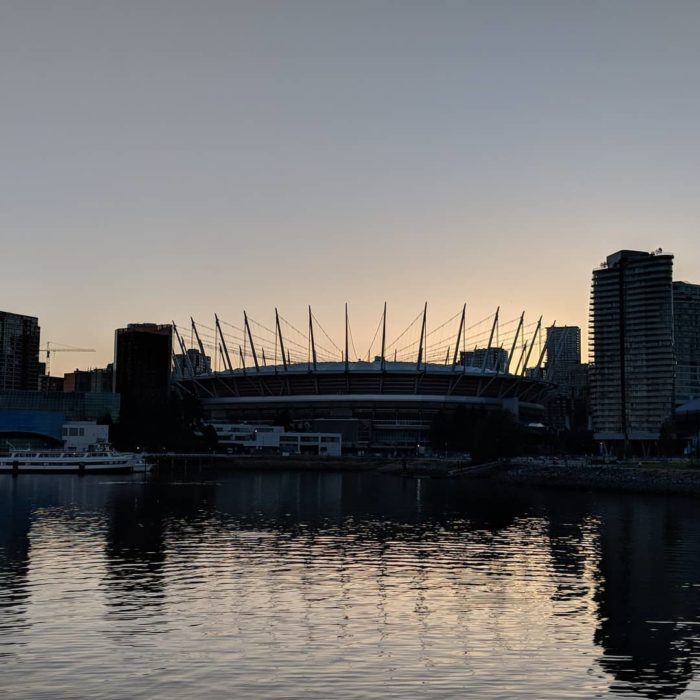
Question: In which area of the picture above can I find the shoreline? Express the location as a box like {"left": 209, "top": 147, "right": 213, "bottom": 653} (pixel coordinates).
{"left": 148, "top": 453, "right": 700, "bottom": 496}
{"left": 481, "top": 461, "right": 700, "bottom": 496}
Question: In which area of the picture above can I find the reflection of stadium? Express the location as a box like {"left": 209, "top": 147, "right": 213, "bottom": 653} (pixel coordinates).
{"left": 172, "top": 305, "right": 554, "bottom": 451}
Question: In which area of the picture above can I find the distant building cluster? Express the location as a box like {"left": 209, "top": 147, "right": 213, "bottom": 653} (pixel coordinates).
{"left": 2, "top": 245, "right": 700, "bottom": 455}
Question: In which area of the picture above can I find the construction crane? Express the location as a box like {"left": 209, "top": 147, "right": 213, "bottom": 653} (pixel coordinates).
{"left": 39, "top": 342, "right": 96, "bottom": 376}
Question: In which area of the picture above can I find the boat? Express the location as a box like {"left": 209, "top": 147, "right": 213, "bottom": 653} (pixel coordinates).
{"left": 0, "top": 447, "right": 150, "bottom": 474}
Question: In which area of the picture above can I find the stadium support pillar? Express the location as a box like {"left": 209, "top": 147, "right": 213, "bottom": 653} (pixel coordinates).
{"left": 345, "top": 303, "right": 349, "bottom": 372}
{"left": 416, "top": 302, "right": 427, "bottom": 370}
{"left": 506, "top": 312, "right": 524, "bottom": 375}
{"left": 308, "top": 306, "right": 317, "bottom": 371}
{"left": 520, "top": 316, "right": 542, "bottom": 376}
{"left": 191, "top": 318, "right": 207, "bottom": 359}
{"left": 381, "top": 302, "right": 387, "bottom": 371}
{"left": 173, "top": 322, "right": 195, "bottom": 378}
{"left": 275, "top": 308, "right": 288, "bottom": 371}
{"left": 534, "top": 321, "right": 555, "bottom": 373}
{"left": 215, "top": 314, "right": 233, "bottom": 371}
{"left": 452, "top": 303, "right": 466, "bottom": 369}
{"left": 481, "top": 307, "right": 499, "bottom": 373}
{"left": 244, "top": 311, "right": 259, "bottom": 372}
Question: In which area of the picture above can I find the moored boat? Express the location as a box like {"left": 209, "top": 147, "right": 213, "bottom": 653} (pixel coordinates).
{"left": 0, "top": 448, "right": 149, "bottom": 474}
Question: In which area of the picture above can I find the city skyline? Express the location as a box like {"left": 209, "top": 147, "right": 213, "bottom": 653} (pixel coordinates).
{"left": 3, "top": 2, "right": 700, "bottom": 375}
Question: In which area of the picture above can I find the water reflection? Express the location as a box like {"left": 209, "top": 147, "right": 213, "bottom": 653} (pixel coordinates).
{"left": 1, "top": 470, "right": 700, "bottom": 698}
{"left": 594, "top": 498, "right": 700, "bottom": 698}
{"left": 0, "top": 478, "right": 33, "bottom": 652}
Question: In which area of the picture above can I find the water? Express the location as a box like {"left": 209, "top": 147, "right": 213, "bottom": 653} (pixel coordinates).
{"left": 2, "top": 470, "right": 700, "bottom": 699}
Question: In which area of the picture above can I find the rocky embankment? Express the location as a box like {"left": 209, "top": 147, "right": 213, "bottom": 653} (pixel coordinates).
{"left": 485, "top": 460, "right": 700, "bottom": 496}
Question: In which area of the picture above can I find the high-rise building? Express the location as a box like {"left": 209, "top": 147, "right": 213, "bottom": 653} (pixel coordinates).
{"left": 673, "top": 282, "right": 700, "bottom": 405}
{"left": 589, "top": 250, "right": 674, "bottom": 443}
{"left": 113, "top": 323, "right": 172, "bottom": 448}
{"left": 114, "top": 324, "right": 172, "bottom": 404}
{"left": 0, "top": 310, "right": 41, "bottom": 392}
{"left": 546, "top": 326, "right": 581, "bottom": 367}
{"left": 543, "top": 326, "right": 588, "bottom": 431}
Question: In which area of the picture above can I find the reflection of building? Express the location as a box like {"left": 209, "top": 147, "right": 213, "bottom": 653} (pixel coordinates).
{"left": 673, "top": 282, "right": 700, "bottom": 405}
{"left": 590, "top": 250, "right": 675, "bottom": 444}
{"left": 0, "top": 478, "right": 33, "bottom": 626}
{"left": 595, "top": 497, "right": 700, "bottom": 697}
{"left": 0, "top": 310, "right": 40, "bottom": 392}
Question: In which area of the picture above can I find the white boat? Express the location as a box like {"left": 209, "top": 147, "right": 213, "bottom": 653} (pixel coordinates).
{"left": 0, "top": 448, "right": 150, "bottom": 474}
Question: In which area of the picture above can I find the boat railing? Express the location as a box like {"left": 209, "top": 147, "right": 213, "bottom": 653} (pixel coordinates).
{"left": 2, "top": 448, "right": 134, "bottom": 460}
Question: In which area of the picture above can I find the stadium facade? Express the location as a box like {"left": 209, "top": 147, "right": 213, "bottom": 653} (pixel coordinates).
{"left": 172, "top": 306, "right": 555, "bottom": 453}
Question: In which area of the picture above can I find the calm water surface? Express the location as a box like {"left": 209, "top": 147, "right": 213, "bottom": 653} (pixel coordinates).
{"left": 2, "top": 469, "right": 700, "bottom": 699}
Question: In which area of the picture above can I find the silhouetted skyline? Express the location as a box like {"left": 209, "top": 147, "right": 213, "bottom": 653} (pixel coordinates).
{"left": 2, "top": 1, "right": 699, "bottom": 375}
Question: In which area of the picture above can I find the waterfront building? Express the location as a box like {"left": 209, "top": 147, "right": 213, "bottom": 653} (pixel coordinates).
{"left": 114, "top": 324, "right": 172, "bottom": 403}
{"left": 0, "top": 390, "right": 120, "bottom": 423}
{"left": 0, "top": 311, "right": 40, "bottom": 392}
{"left": 0, "top": 411, "right": 111, "bottom": 452}
{"left": 0, "top": 409, "right": 64, "bottom": 450}
{"left": 205, "top": 421, "right": 342, "bottom": 456}
{"left": 673, "top": 282, "right": 700, "bottom": 405}
{"left": 114, "top": 323, "right": 172, "bottom": 448}
{"left": 589, "top": 250, "right": 674, "bottom": 444}
{"left": 61, "top": 421, "right": 109, "bottom": 450}
{"left": 176, "top": 358, "right": 547, "bottom": 454}
{"left": 174, "top": 304, "right": 552, "bottom": 453}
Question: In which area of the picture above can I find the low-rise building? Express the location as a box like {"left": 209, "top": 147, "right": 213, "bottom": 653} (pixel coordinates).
{"left": 278, "top": 432, "right": 342, "bottom": 456}
{"left": 62, "top": 421, "right": 109, "bottom": 450}
{"left": 64, "top": 365, "right": 113, "bottom": 393}
{"left": 206, "top": 421, "right": 342, "bottom": 456}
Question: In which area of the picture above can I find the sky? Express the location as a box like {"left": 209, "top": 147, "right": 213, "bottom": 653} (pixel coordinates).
{"left": 2, "top": 1, "right": 700, "bottom": 375}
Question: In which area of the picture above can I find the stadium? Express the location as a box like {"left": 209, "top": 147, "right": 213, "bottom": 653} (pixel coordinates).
{"left": 172, "top": 304, "right": 555, "bottom": 452}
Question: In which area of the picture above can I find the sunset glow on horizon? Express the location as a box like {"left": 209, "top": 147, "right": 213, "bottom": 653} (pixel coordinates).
{"left": 2, "top": 2, "right": 699, "bottom": 375}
